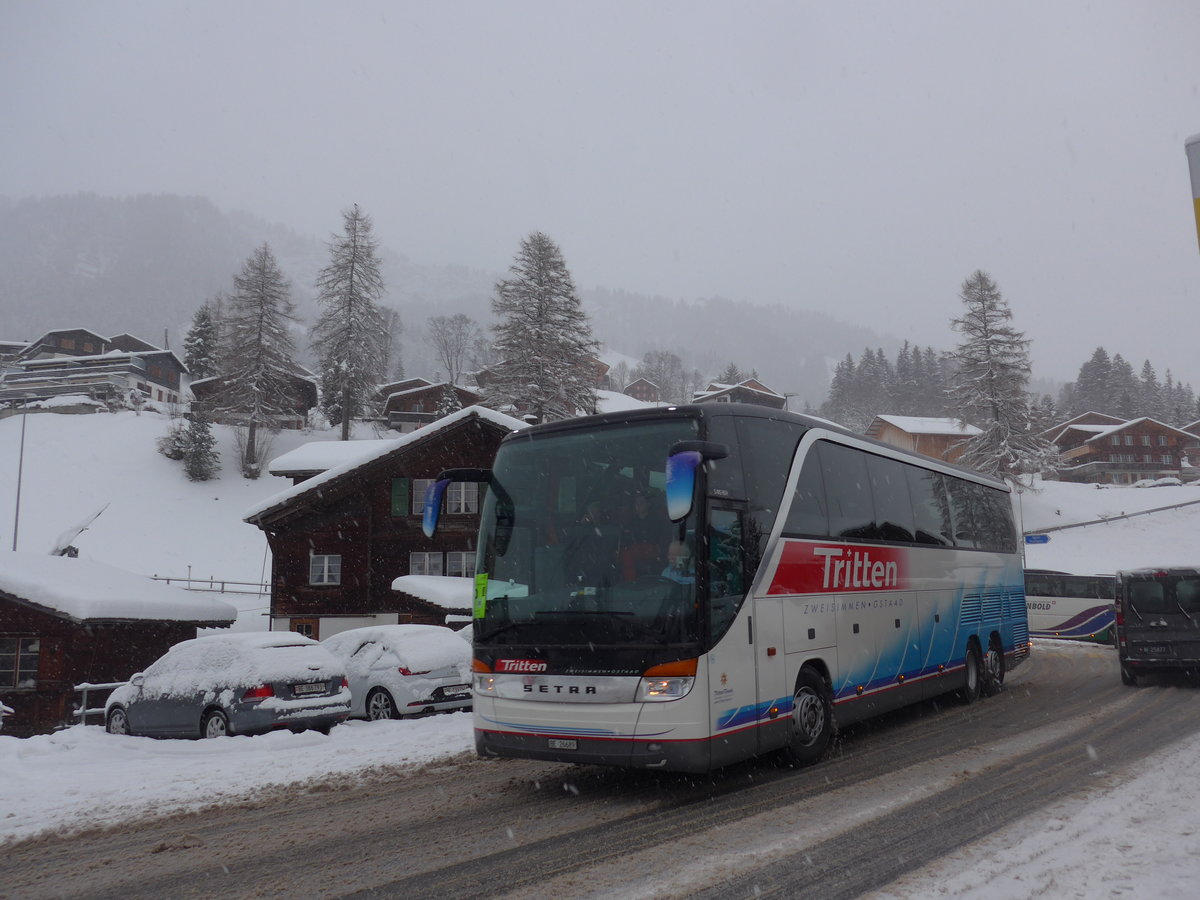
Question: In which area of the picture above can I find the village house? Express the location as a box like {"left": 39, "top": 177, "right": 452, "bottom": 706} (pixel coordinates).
{"left": 243, "top": 406, "right": 525, "bottom": 640}
{"left": 0, "top": 553, "right": 236, "bottom": 736}
{"left": 0, "top": 328, "right": 188, "bottom": 411}
{"left": 623, "top": 377, "right": 661, "bottom": 404}
{"left": 692, "top": 378, "right": 787, "bottom": 410}
{"left": 1045, "top": 414, "right": 1199, "bottom": 484}
{"left": 189, "top": 366, "right": 318, "bottom": 430}
{"left": 379, "top": 379, "right": 484, "bottom": 433}
{"left": 864, "top": 415, "right": 982, "bottom": 465}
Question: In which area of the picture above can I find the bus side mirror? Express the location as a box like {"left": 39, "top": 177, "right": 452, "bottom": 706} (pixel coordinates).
{"left": 665, "top": 441, "right": 729, "bottom": 522}
{"left": 422, "top": 468, "right": 493, "bottom": 538}
{"left": 422, "top": 479, "right": 450, "bottom": 538}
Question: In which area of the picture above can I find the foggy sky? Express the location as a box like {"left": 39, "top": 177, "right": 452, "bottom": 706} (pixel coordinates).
{"left": 3, "top": 1, "right": 1199, "bottom": 384}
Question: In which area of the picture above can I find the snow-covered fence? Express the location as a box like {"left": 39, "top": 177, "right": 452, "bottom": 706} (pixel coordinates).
{"left": 149, "top": 575, "right": 268, "bottom": 595}
{"left": 73, "top": 681, "right": 127, "bottom": 726}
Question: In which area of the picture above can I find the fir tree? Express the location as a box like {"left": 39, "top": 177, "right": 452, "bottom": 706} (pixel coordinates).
{"left": 489, "top": 232, "right": 599, "bottom": 422}
{"left": 214, "top": 242, "right": 300, "bottom": 477}
{"left": 311, "top": 205, "right": 388, "bottom": 440}
{"left": 1072, "top": 348, "right": 1113, "bottom": 416}
{"left": 949, "top": 270, "right": 1057, "bottom": 479}
{"left": 183, "top": 302, "right": 220, "bottom": 381}
{"left": 435, "top": 383, "right": 464, "bottom": 418}
{"left": 183, "top": 411, "right": 220, "bottom": 481}
{"left": 1109, "top": 354, "right": 1138, "bottom": 419}
{"left": 716, "top": 362, "right": 746, "bottom": 384}
{"left": 1139, "top": 360, "right": 1163, "bottom": 421}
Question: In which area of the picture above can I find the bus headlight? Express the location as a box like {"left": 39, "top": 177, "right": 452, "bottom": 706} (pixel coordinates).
{"left": 474, "top": 673, "right": 497, "bottom": 694}
{"left": 638, "top": 676, "right": 694, "bottom": 702}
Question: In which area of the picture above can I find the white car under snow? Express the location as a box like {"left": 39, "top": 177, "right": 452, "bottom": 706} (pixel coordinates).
{"left": 321, "top": 624, "right": 472, "bottom": 720}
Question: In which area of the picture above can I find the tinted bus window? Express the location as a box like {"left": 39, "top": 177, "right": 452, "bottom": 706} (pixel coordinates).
{"left": 867, "top": 454, "right": 914, "bottom": 542}
{"left": 735, "top": 417, "right": 805, "bottom": 565}
{"left": 783, "top": 446, "right": 829, "bottom": 537}
{"left": 907, "top": 467, "right": 953, "bottom": 546}
{"left": 820, "top": 441, "right": 877, "bottom": 540}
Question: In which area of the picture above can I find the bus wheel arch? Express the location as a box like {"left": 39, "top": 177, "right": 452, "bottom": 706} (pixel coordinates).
{"left": 981, "top": 632, "right": 1005, "bottom": 696}
{"left": 781, "top": 665, "right": 833, "bottom": 767}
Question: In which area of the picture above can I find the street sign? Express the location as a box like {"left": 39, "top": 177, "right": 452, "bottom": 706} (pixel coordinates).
{"left": 1024, "top": 534, "right": 1050, "bottom": 545}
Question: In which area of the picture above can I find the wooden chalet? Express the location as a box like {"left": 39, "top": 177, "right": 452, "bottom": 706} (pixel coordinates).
{"left": 190, "top": 367, "right": 318, "bottom": 430}
{"left": 692, "top": 378, "right": 787, "bottom": 410}
{"left": 624, "top": 377, "right": 661, "bottom": 404}
{"left": 243, "top": 406, "right": 525, "bottom": 639}
{"left": 864, "top": 415, "right": 982, "bottom": 464}
{"left": 0, "top": 553, "right": 236, "bottom": 736}
{"left": 382, "top": 381, "right": 483, "bottom": 433}
{"left": 0, "top": 328, "right": 187, "bottom": 409}
{"left": 1047, "top": 416, "right": 1198, "bottom": 484}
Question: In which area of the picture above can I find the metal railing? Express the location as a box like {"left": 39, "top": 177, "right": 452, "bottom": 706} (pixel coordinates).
{"left": 73, "top": 680, "right": 128, "bottom": 725}
{"left": 150, "top": 575, "right": 268, "bottom": 595}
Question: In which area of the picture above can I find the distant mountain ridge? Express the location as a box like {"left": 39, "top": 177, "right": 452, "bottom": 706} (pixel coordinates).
{"left": 0, "top": 193, "right": 905, "bottom": 406}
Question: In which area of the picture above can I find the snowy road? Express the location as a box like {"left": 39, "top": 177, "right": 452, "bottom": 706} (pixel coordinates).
{"left": 7, "top": 643, "right": 1200, "bottom": 899}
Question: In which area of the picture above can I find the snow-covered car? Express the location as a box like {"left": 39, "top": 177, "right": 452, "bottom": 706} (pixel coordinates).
{"left": 105, "top": 632, "right": 351, "bottom": 739}
{"left": 321, "top": 624, "right": 472, "bottom": 720}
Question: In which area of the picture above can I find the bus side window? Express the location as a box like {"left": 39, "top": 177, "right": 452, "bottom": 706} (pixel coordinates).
{"left": 708, "top": 508, "right": 745, "bottom": 641}
{"left": 783, "top": 444, "right": 828, "bottom": 537}
{"left": 906, "top": 466, "right": 953, "bottom": 546}
{"left": 820, "top": 441, "right": 878, "bottom": 540}
{"left": 945, "top": 476, "right": 980, "bottom": 549}
{"left": 866, "top": 454, "right": 914, "bottom": 542}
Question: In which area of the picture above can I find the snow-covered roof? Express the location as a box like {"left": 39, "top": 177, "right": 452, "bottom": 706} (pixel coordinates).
{"left": 384, "top": 381, "right": 477, "bottom": 401}
{"left": 873, "top": 415, "right": 982, "bottom": 436}
{"left": 243, "top": 405, "right": 527, "bottom": 521}
{"left": 267, "top": 438, "right": 402, "bottom": 476}
{"left": 390, "top": 575, "right": 473, "bottom": 609}
{"left": 596, "top": 389, "right": 652, "bottom": 413}
{"left": 1085, "top": 417, "right": 1198, "bottom": 444}
{"left": 0, "top": 552, "right": 237, "bottom": 624}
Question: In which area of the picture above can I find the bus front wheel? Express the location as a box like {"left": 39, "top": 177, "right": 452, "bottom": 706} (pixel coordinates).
{"left": 783, "top": 669, "right": 832, "bottom": 766}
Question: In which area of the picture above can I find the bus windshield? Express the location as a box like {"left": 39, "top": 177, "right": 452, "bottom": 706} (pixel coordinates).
{"left": 475, "top": 417, "right": 702, "bottom": 648}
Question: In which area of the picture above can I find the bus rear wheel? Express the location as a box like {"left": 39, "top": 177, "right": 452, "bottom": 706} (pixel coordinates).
{"left": 958, "top": 644, "right": 982, "bottom": 704}
{"left": 782, "top": 669, "right": 832, "bottom": 766}
{"left": 981, "top": 636, "right": 1005, "bottom": 697}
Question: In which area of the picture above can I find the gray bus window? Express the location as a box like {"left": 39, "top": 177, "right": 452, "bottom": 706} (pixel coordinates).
{"left": 867, "top": 454, "right": 914, "bottom": 543}
{"left": 978, "top": 486, "right": 1017, "bottom": 553}
{"left": 708, "top": 508, "right": 746, "bottom": 641}
{"left": 734, "top": 417, "right": 805, "bottom": 566}
{"left": 906, "top": 466, "right": 953, "bottom": 546}
{"left": 1177, "top": 579, "right": 1200, "bottom": 612}
{"left": 945, "top": 476, "right": 980, "bottom": 549}
{"left": 783, "top": 444, "right": 829, "bottom": 537}
{"left": 819, "top": 441, "right": 878, "bottom": 540}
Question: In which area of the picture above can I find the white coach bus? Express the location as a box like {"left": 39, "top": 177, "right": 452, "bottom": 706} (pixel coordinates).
{"left": 425, "top": 404, "right": 1029, "bottom": 774}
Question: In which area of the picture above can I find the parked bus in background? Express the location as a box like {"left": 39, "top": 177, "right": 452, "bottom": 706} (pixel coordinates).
{"left": 1023, "top": 570, "right": 1116, "bottom": 643}
{"left": 1115, "top": 566, "right": 1200, "bottom": 686}
{"left": 425, "top": 404, "right": 1030, "bottom": 774}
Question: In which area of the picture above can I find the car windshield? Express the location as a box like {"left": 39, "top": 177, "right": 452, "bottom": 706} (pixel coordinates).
{"left": 476, "top": 418, "right": 701, "bottom": 648}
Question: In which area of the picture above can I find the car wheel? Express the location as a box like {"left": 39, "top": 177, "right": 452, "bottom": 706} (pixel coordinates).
{"left": 106, "top": 707, "right": 130, "bottom": 735}
{"left": 981, "top": 636, "right": 1005, "bottom": 697}
{"left": 1120, "top": 663, "right": 1138, "bottom": 686}
{"left": 781, "top": 668, "right": 832, "bottom": 766}
{"left": 201, "top": 708, "right": 230, "bottom": 738}
{"left": 366, "top": 688, "right": 399, "bottom": 721}
{"left": 958, "top": 643, "right": 982, "bottom": 704}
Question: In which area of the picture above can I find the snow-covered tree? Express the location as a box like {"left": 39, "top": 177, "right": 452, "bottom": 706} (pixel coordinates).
{"left": 716, "top": 362, "right": 747, "bottom": 384}
{"left": 632, "top": 350, "right": 694, "bottom": 404}
{"left": 380, "top": 306, "right": 404, "bottom": 381}
{"left": 183, "top": 411, "right": 220, "bottom": 481}
{"left": 183, "top": 302, "right": 221, "bottom": 381}
{"left": 1071, "top": 347, "right": 1113, "bottom": 416}
{"left": 213, "top": 242, "right": 300, "bottom": 477}
{"left": 428, "top": 313, "right": 481, "bottom": 386}
{"left": 489, "top": 232, "right": 599, "bottom": 422}
{"left": 949, "top": 270, "right": 1057, "bottom": 479}
{"left": 311, "top": 205, "right": 388, "bottom": 440}
{"left": 435, "top": 383, "right": 464, "bottom": 418}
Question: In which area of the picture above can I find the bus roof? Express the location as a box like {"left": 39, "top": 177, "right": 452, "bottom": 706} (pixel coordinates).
{"left": 501, "top": 403, "right": 1010, "bottom": 491}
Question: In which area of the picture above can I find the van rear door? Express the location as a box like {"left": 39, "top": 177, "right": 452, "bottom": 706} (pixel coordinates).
{"left": 1119, "top": 571, "right": 1200, "bottom": 670}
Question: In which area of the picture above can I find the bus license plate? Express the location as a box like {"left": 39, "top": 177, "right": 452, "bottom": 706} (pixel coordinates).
{"left": 548, "top": 738, "right": 577, "bottom": 751}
